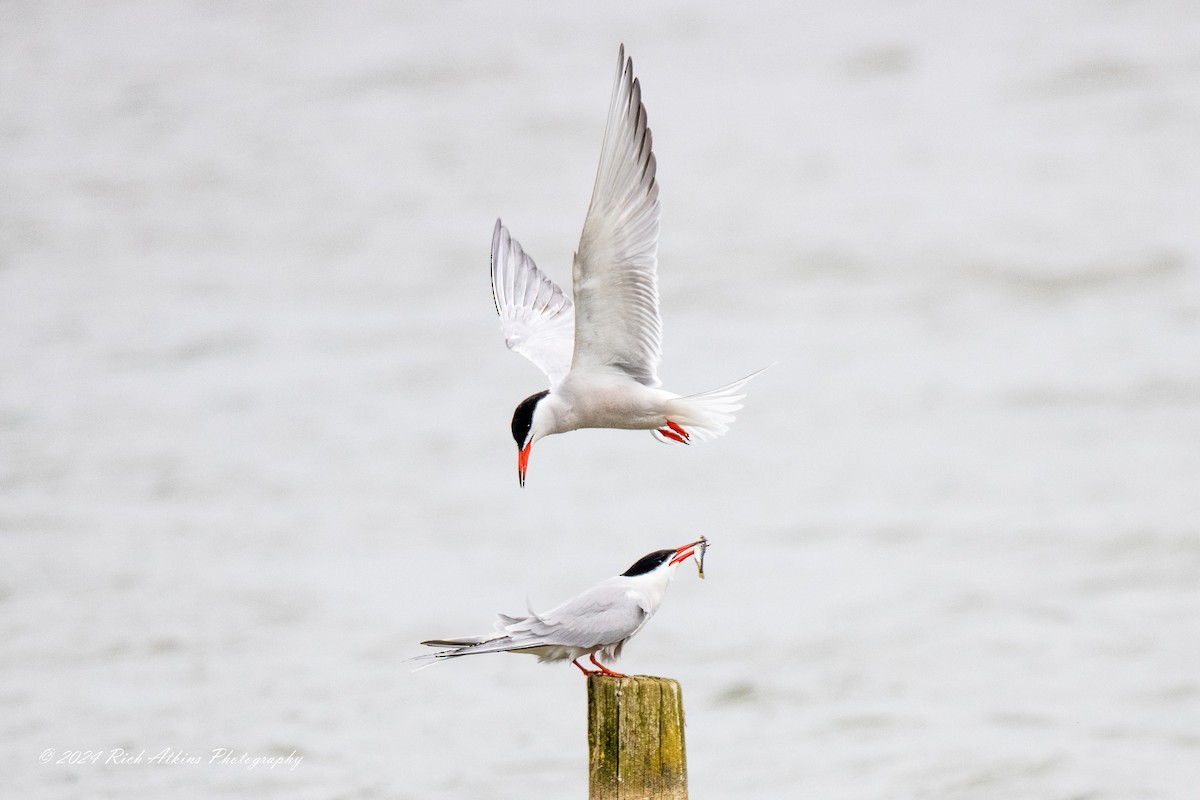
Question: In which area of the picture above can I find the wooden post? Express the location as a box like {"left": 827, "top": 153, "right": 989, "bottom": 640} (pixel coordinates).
{"left": 587, "top": 674, "right": 687, "bottom": 799}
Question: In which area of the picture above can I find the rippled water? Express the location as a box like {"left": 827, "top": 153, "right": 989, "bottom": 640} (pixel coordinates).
{"left": 3, "top": 2, "right": 1199, "bottom": 798}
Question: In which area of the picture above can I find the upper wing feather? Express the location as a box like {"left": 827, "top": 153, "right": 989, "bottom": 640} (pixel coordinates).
{"left": 523, "top": 580, "right": 650, "bottom": 648}
{"left": 570, "top": 45, "right": 663, "bottom": 387}
{"left": 491, "top": 219, "right": 575, "bottom": 385}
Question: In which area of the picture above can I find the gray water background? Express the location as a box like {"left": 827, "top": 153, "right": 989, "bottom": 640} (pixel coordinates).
{"left": 2, "top": 2, "right": 1198, "bottom": 798}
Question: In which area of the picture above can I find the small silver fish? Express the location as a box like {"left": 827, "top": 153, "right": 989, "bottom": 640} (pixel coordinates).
{"left": 695, "top": 535, "right": 709, "bottom": 579}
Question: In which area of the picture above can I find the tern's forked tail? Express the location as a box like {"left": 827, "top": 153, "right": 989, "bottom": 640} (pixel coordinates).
{"left": 653, "top": 365, "right": 772, "bottom": 444}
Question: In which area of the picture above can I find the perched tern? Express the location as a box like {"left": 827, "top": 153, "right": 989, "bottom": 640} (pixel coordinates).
{"left": 414, "top": 539, "right": 707, "bottom": 677}
{"left": 491, "top": 45, "right": 766, "bottom": 486}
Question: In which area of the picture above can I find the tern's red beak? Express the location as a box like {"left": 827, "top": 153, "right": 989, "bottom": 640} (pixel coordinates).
{"left": 669, "top": 539, "right": 702, "bottom": 566}
{"left": 517, "top": 441, "right": 532, "bottom": 488}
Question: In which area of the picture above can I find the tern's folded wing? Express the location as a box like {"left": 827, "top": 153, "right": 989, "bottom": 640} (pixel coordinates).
{"left": 525, "top": 584, "right": 651, "bottom": 649}
{"left": 491, "top": 219, "right": 575, "bottom": 385}
{"left": 571, "top": 45, "right": 663, "bottom": 387}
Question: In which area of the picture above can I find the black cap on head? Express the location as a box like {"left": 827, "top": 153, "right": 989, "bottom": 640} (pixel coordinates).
{"left": 511, "top": 390, "right": 550, "bottom": 447}
{"left": 621, "top": 549, "right": 675, "bottom": 577}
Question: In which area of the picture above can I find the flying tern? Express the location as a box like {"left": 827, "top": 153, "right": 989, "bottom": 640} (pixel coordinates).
{"left": 491, "top": 45, "right": 766, "bottom": 486}
{"left": 415, "top": 538, "right": 708, "bottom": 676}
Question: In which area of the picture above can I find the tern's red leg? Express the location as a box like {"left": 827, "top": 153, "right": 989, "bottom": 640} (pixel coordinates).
{"left": 657, "top": 420, "right": 690, "bottom": 444}
{"left": 572, "top": 658, "right": 599, "bottom": 676}
{"left": 667, "top": 420, "right": 690, "bottom": 440}
{"left": 589, "top": 653, "right": 627, "bottom": 677}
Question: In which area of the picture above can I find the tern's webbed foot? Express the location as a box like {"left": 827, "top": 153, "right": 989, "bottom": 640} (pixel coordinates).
{"left": 656, "top": 420, "right": 691, "bottom": 444}
{"left": 572, "top": 658, "right": 600, "bottom": 676}
{"left": 589, "top": 653, "right": 627, "bottom": 677}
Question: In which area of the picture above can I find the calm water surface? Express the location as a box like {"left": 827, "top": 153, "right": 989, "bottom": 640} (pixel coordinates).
{"left": 2, "top": 2, "right": 1198, "bottom": 798}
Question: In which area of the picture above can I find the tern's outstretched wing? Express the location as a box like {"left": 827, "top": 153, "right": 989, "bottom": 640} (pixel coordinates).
{"left": 491, "top": 219, "right": 575, "bottom": 385}
{"left": 571, "top": 44, "right": 663, "bottom": 387}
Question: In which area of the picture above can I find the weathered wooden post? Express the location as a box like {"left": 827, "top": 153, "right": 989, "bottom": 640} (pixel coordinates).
{"left": 587, "top": 674, "right": 687, "bottom": 799}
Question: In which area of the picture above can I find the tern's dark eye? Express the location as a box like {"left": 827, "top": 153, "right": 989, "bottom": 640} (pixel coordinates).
{"left": 511, "top": 390, "right": 549, "bottom": 446}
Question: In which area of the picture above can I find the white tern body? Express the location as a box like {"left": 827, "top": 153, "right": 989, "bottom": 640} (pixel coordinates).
{"left": 415, "top": 540, "right": 705, "bottom": 676}
{"left": 491, "top": 45, "right": 767, "bottom": 485}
